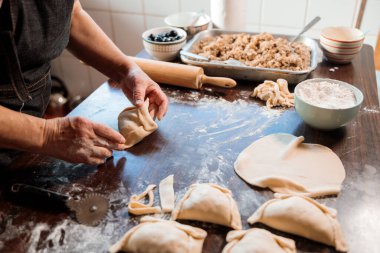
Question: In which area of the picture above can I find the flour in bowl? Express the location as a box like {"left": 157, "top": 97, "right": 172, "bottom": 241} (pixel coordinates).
{"left": 297, "top": 81, "right": 357, "bottom": 109}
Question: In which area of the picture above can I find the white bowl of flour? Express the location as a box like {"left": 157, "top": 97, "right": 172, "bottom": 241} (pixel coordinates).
{"left": 295, "top": 78, "right": 363, "bottom": 130}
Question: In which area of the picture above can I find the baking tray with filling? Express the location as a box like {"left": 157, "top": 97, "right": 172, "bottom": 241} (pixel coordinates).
{"left": 180, "top": 29, "right": 322, "bottom": 84}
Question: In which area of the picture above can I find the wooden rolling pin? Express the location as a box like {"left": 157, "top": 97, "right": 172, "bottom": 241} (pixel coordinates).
{"left": 130, "top": 57, "right": 236, "bottom": 89}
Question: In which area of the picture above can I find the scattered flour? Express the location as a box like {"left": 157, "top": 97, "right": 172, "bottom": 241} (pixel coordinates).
{"left": 297, "top": 81, "right": 357, "bottom": 109}
{"left": 361, "top": 106, "right": 380, "bottom": 114}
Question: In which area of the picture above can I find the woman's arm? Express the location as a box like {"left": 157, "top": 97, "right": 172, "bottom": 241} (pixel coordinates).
{"left": 67, "top": 0, "right": 168, "bottom": 119}
{"left": 0, "top": 105, "right": 127, "bottom": 165}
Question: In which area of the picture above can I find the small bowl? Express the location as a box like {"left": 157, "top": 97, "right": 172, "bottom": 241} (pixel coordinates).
{"left": 320, "top": 27, "right": 365, "bottom": 64}
{"left": 142, "top": 27, "right": 187, "bottom": 61}
{"left": 294, "top": 78, "right": 363, "bottom": 130}
{"left": 164, "top": 12, "right": 210, "bottom": 38}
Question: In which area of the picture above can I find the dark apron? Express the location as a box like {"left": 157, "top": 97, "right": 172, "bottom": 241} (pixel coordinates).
{"left": 0, "top": 0, "right": 74, "bottom": 167}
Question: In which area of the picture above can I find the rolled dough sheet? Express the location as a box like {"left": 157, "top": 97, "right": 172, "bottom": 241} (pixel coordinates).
{"left": 234, "top": 133, "right": 345, "bottom": 197}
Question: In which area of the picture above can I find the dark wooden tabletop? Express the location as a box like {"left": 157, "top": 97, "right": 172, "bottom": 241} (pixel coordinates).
{"left": 0, "top": 45, "right": 379, "bottom": 253}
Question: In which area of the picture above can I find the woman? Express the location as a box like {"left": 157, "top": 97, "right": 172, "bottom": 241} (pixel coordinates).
{"left": 0, "top": 0, "right": 168, "bottom": 166}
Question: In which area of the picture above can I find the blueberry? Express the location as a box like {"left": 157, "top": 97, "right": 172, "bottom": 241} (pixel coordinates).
{"left": 169, "top": 30, "right": 178, "bottom": 37}
{"left": 155, "top": 36, "right": 163, "bottom": 42}
{"left": 148, "top": 34, "right": 155, "bottom": 41}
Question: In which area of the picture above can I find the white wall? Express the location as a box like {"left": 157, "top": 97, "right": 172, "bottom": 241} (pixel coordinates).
{"left": 51, "top": 0, "right": 380, "bottom": 97}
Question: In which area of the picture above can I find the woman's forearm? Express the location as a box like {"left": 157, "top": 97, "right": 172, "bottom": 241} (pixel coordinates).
{"left": 67, "top": 0, "right": 137, "bottom": 82}
{"left": 0, "top": 106, "right": 46, "bottom": 151}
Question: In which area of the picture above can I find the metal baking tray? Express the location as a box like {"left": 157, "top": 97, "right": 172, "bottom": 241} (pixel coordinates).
{"left": 180, "top": 29, "right": 322, "bottom": 83}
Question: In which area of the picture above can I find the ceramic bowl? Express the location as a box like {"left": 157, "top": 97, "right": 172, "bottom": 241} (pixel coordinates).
{"left": 294, "top": 78, "right": 363, "bottom": 130}
{"left": 142, "top": 27, "right": 187, "bottom": 61}
{"left": 164, "top": 12, "right": 210, "bottom": 38}
{"left": 320, "top": 27, "right": 365, "bottom": 64}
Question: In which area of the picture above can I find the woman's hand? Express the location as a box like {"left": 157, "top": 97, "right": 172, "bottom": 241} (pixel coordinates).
{"left": 41, "top": 117, "right": 127, "bottom": 165}
{"left": 109, "top": 64, "right": 169, "bottom": 120}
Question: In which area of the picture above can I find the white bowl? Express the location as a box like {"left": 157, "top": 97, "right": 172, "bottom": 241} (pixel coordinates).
{"left": 320, "top": 27, "right": 365, "bottom": 64}
{"left": 142, "top": 27, "right": 187, "bottom": 61}
{"left": 165, "top": 12, "right": 210, "bottom": 37}
{"left": 294, "top": 78, "right": 363, "bottom": 130}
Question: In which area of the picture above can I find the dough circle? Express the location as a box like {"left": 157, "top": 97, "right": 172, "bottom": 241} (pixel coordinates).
{"left": 234, "top": 133, "right": 345, "bottom": 197}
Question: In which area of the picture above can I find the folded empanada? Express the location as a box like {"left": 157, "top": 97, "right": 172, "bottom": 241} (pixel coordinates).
{"left": 118, "top": 98, "right": 158, "bottom": 148}
{"left": 248, "top": 195, "right": 348, "bottom": 252}
{"left": 171, "top": 183, "right": 242, "bottom": 229}
{"left": 222, "top": 228, "right": 296, "bottom": 253}
{"left": 109, "top": 217, "right": 207, "bottom": 253}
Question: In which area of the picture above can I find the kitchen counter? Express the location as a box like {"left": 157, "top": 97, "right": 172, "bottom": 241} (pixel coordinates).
{"left": 0, "top": 45, "right": 379, "bottom": 253}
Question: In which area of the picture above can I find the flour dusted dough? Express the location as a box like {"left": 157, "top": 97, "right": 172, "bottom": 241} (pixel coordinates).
{"left": 159, "top": 175, "right": 175, "bottom": 212}
{"left": 251, "top": 79, "right": 294, "bottom": 108}
{"left": 171, "top": 183, "right": 242, "bottom": 229}
{"left": 234, "top": 133, "right": 345, "bottom": 197}
{"left": 247, "top": 195, "right": 348, "bottom": 252}
{"left": 109, "top": 216, "right": 207, "bottom": 253}
{"left": 128, "top": 185, "right": 161, "bottom": 215}
{"left": 118, "top": 98, "right": 158, "bottom": 148}
{"left": 222, "top": 228, "right": 296, "bottom": 253}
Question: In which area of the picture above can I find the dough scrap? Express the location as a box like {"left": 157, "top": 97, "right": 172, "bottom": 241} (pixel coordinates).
{"left": 171, "top": 183, "right": 242, "bottom": 230}
{"left": 159, "top": 175, "right": 175, "bottom": 212}
{"left": 234, "top": 133, "right": 345, "bottom": 197}
{"left": 222, "top": 228, "right": 296, "bottom": 253}
{"left": 247, "top": 195, "right": 348, "bottom": 252}
{"left": 128, "top": 185, "right": 161, "bottom": 215}
{"left": 109, "top": 216, "right": 207, "bottom": 253}
{"left": 118, "top": 98, "right": 158, "bottom": 148}
{"left": 251, "top": 79, "right": 294, "bottom": 108}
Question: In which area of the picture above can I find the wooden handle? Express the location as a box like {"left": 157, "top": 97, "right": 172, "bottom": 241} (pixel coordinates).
{"left": 201, "top": 75, "right": 237, "bottom": 88}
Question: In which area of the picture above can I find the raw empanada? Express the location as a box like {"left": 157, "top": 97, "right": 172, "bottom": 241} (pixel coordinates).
{"left": 171, "top": 183, "right": 242, "bottom": 229}
{"left": 109, "top": 217, "right": 207, "bottom": 253}
{"left": 118, "top": 98, "right": 158, "bottom": 148}
{"left": 222, "top": 228, "right": 296, "bottom": 253}
{"left": 247, "top": 195, "right": 348, "bottom": 252}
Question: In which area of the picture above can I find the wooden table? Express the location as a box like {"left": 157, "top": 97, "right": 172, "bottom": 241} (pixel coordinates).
{"left": 0, "top": 45, "right": 379, "bottom": 253}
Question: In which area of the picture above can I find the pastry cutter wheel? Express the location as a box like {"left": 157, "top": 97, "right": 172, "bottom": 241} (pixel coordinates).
{"left": 10, "top": 183, "right": 109, "bottom": 226}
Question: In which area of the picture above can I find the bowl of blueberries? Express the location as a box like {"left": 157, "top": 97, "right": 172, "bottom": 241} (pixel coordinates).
{"left": 142, "top": 27, "right": 187, "bottom": 61}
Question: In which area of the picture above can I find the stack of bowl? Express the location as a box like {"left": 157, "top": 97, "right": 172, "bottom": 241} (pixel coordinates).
{"left": 165, "top": 12, "right": 211, "bottom": 38}
{"left": 320, "top": 27, "right": 365, "bottom": 64}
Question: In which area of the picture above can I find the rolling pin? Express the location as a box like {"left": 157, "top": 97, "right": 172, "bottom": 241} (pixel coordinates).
{"left": 130, "top": 57, "right": 237, "bottom": 89}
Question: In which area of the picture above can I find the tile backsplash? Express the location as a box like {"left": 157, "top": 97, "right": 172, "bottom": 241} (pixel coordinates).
{"left": 52, "top": 0, "right": 379, "bottom": 98}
